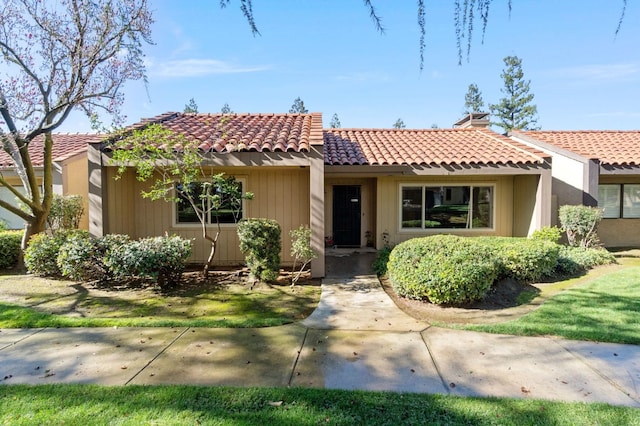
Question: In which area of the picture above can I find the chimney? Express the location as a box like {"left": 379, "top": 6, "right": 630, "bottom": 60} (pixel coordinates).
{"left": 453, "top": 112, "right": 490, "bottom": 128}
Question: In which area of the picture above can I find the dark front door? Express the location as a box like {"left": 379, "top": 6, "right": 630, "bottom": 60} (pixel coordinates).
{"left": 333, "top": 185, "right": 361, "bottom": 247}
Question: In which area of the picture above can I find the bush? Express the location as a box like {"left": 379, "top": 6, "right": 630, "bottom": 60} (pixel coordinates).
{"left": 237, "top": 218, "right": 281, "bottom": 281}
{"left": 104, "top": 235, "right": 192, "bottom": 289}
{"left": 289, "top": 225, "right": 316, "bottom": 286}
{"left": 57, "top": 233, "right": 130, "bottom": 281}
{"left": 25, "top": 231, "right": 86, "bottom": 277}
{"left": 478, "top": 237, "right": 560, "bottom": 283}
{"left": 559, "top": 205, "right": 603, "bottom": 248}
{"left": 388, "top": 235, "right": 498, "bottom": 305}
{"left": 530, "top": 226, "right": 562, "bottom": 244}
{"left": 47, "top": 194, "right": 85, "bottom": 232}
{"left": 0, "top": 230, "right": 23, "bottom": 269}
{"left": 556, "top": 246, "right": 616, "bottom": 275}
{"left": 373, "top": 246, "right": 392, "bottom": 276}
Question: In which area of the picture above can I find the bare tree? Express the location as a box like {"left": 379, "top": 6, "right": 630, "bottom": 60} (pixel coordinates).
{"left": 0, "top": 0, "right": 153, "bottom": 248}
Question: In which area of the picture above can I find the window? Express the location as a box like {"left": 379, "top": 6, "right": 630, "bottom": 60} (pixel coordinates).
{"left": 175, "top": 181, "right": 245, "bottom": 225}
{"left": 401, "top": 184, "right": 494, "bottom": 230}
{"left": 599, "top": 184, "right": 640, "bottom": 219}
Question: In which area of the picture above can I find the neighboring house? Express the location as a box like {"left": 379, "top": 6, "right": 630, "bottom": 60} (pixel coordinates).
{"left": 0, "top": 134, "right": 99, "bottom": 229}
{"left": 323, "top": 113, "right": 552, "bottom": 251}
{"left": 88, "top": 112, "right": 326, "bottom": 277}
{"left": 510, "top": 130, "right": 640, "bottom": 248}
{"left": 85, "top": 111, "right": 554, "bottom": 278}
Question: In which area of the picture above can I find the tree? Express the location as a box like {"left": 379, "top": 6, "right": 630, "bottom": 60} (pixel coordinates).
{"left": 490, "top": 55, "right": 539, "bottom": 132}
{"left": 463, "top": 83, "right": 485, "bottom": 113}
{"left": 0, "top": 0, "right": 152, "bottom": 249}
{"left": 289, "top": 97, "right": 308, "bottom": 114}
{"left": 184, "top": 98, "right": 199, "bottom": 113}
{"left": 329, "top": 113, "right": 341, "bottom": 128}
{"left": 110, "top": 124, "right": 254, "bottom": 276}
{"left": 221, "top": 103, "right": 234, "bottom": 114}
{"left": 224, "top": 1, "right": 628, "bottom": 68}
{"left": 393, "top": 118, "right": 406, "bottom": 129}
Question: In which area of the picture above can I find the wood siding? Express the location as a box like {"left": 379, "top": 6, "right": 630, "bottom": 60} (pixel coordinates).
{"left": 105, "top": 167, "right": 310, "bottom": 265}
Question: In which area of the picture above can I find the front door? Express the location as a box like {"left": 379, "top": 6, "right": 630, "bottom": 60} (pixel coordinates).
{"left": 333, "top": 185, "right": 361, "bottom": 247}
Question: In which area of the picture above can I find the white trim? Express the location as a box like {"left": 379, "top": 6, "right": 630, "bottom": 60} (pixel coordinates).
{"left": 397, "top": 182, "right": 496, "bottom": 233}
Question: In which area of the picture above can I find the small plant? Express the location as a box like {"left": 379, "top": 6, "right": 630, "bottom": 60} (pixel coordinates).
{"left": 0, "top": 230, "right": 23, "bottom": 269}
{"left": 289, "top": 225, "right": 317, "bottom": 286}
{"left": 238, "top": 218, "right": 281, "bottom": 282}
{"left": 559, "top": 205, "right": 603, "bottom": 248}
{"left": 47, "top": 194, "right": 85, "bottom": 232}
{"left": 530, "top": 226, "right": 562, "bottom": 244}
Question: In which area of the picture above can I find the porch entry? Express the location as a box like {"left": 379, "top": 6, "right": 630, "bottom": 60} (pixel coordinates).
{"left": 333, "top": 185, "right": 361, "bottom": 247}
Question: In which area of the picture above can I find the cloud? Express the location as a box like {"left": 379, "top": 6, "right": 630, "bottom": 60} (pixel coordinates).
{"left": 548, "top": 63, "right": 640, "bottom": 82}
{"left": 152, "top": 59, "right": 271, "bottom": 78}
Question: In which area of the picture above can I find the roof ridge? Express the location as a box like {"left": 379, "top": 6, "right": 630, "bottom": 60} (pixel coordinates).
{"left": 476, "top": 128, "right": 549, "bottom": 163}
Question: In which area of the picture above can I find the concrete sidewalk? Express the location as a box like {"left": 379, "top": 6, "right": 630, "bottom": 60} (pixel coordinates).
{"left": 1, "top": 254, "right": 639, "bottom": 407}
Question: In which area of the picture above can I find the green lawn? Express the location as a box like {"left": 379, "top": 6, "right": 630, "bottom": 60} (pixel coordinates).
{"left": 0, "top": 273, "right": 321, "bottom": 328}
{"left": 1, "top": 385, "right": 637, "bottom": 426}
{"left": 457, "top": 258, "right": 640, "bottom": 344}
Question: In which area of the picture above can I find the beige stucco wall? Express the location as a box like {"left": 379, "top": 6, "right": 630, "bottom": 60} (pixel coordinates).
{"left": 104, "top": 166, "right": 311, "bottom": 266}
{"left": 375, "top": 175, "right": 518, "bottom": 248}
{"left": 60, "top": 153, "right": 90, "bottom": 230}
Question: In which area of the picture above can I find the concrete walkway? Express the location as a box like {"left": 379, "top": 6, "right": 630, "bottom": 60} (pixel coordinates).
{"left": 1, "top": 252, "right": 639, "bottom": 407}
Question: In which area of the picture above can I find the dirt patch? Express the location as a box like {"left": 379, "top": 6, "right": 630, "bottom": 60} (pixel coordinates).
{"left": 380, "top": 277, "right": 545, "bottom": 325}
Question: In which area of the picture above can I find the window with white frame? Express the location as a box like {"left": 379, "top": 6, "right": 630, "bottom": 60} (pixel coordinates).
{"left": 175, "top": 180, "right": 246, "bottom": 225}
{"left": 400, "top": 184, "right": 494, "bottom": 230}
{"left": 598, "top": 184, "right": 640, "bottom": 219}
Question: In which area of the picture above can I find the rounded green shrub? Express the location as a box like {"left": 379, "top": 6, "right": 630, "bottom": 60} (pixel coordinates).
{"left": 0, "top": 230, "right": 23, "bottom": 270}
{"left": 25, "top": 231, "right": 86, "bottom": 277}
{"left": 530, "top": 226, "right": 562, "bottom": 244}
{"left": 104, "top": 235, "right": 192, "bottom": 289}
{"left": 237, "top": 218, "right": 281, "bottom": 281}
{"left": 57, "top": 233, "right": 130, "bottom": 281}
{"left": 388, "top": 235, "right": 498, "bottom": 305}
{"left": 556, "top": 246, "right": 616, "bottom": 275}
{"left": 478, "top": 237, "right": 560, "bottom": 283}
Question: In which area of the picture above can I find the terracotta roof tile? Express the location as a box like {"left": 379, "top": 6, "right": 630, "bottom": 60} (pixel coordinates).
{"left": 324, "top": 128, "right": 548, "bottom": 166}
{"left": 107, "top": 112, "right": 323, "bottom": 153}
{"left": 0, "top": 133, "right": 101, "bottom": 168}
{"left": 516, "top": 130, "right": 640, "bottom": 166}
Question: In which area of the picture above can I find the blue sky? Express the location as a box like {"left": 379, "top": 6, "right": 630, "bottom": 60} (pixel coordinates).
{"left": 62, "top": 1, "right": 640, "bottom": 132}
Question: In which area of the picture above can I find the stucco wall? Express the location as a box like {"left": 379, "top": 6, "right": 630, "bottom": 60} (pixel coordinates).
{"left": 375, "top": 175, "right": 516, "bottom": 248}
{"left": 105, "top": 166, "right": 311, "bottom": 265}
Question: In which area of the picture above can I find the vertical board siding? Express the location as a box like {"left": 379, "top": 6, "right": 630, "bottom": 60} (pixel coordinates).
{"left": 62, "top": 155, "right": 89, "bottom": 230}
{"left": 106, "top": 166, "right": 310, "bottom": 266}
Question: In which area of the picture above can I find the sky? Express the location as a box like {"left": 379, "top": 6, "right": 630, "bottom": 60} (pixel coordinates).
{"left": 59, "top": 0, "right": 640, "bottom": 132}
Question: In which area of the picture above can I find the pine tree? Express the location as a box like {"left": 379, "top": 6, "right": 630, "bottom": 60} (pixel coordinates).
{"left": 463, "top": 83, "right": 485, "bottom": 113}
{"left": 289, "top": 97, "right": 308, "bottom": 113}
{"left": 184, "top": 98, "right": 198, "bottom": 113}
{"left": 490, "top": 56, "right": 539, "bottom": 132}
{"left": 393, "top": 118, "right": 406, "bottom": 129}
{"left": 329, "top": 113, "right": 341, "bottom": 128}
{"left": 221, "top": 102, "right": 233, "bottom": 114}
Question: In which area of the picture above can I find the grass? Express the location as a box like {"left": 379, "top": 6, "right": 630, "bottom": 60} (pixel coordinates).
{"left": 0, "top": 272, "right": 321, "bottom": 328}
{"left": 455, "top": 257, "right": 640, "bottom": 344}
{"left": 1, "top": 384, "right": 638, "bottom": 425}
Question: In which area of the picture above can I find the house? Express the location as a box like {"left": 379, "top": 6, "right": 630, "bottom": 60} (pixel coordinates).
{"left": 85, "top": 111, "right": 552, "bottom": 278}
{"left": 0, "top": 134, "right": 100, "bottom": 229}
{"left": 510, "top": 130, "right": 640, "bottom": 247}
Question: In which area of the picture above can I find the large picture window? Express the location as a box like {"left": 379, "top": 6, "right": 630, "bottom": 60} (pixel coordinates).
{"left": 599, "top": 184, "right": 640, "bottom": 219}
{"left": 401, "top": 185, "right": 494, "bottom": 230}
{"left": 175, "top": 181, "right": 245, "bottom": 225}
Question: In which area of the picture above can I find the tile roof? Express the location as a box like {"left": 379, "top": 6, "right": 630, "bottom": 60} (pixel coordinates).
{"left": 107, "top": 112, "right": 323, "bottom": 153}
{"left": 324, "top": 128, "right": 549, "bottom": 166}
{"left": 0, "top": 133, "right": 101, "bottom": 168}
{"left": 514, "top": 130, "right": 640, "bottom": 166}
